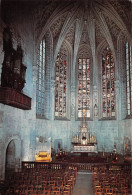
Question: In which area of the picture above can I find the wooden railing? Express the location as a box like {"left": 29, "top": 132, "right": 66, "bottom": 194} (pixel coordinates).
{"left": 0, "top": 87, "right": 31, "bottom": 110}
{"left": 22, "top": 161, "right": 131, "bottom": 171}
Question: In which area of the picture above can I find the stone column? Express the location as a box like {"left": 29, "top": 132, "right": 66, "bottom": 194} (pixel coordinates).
{"left": 0, "top": 141, "right": 5, "bottom": 180}
{"left": 71, "top": 16, "right": 83, "bottom": 121}
{"left": 32, "top": 64, "right": 38, "bottom": 113}
{"left": 93, "top": 86, "right": 98, "bottom": 120}
{"left": 0, "top": 22, "right": 4, "bottom": 86}
{"left": 116, "top": 33, "right": 126, "bottom": 154}
{"left": 50, "top": 79, "right": 55, "bottom": 120}
{"left": 87, "top": 14, "right": 98, "bottom": 121}
{"left": 71, "top": 86, "right": 76, "bottom": 120}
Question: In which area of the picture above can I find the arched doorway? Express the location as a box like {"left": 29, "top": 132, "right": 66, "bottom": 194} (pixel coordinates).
{"left": 5, "top": 140, "right": 15, "bottom": 175}
{"left": 5, "top": 138, "right": 21, "bottom": 177}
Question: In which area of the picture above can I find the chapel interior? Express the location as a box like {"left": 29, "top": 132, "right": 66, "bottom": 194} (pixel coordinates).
{"left": 0, "top": 0, "right": 132, "bottom": 194}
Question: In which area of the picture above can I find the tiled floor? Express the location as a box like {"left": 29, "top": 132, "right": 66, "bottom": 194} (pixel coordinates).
{"left": 72, "top": 171, "right": 94, "bottom": 195}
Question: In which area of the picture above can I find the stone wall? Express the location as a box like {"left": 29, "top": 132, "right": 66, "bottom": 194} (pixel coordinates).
{"left": 0, "top": 0, "right": 131, "bottom": 180}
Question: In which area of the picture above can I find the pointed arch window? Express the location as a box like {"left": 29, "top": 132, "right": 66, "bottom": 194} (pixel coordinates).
{"left": 36, "top": 39, "right": 45, "bottom": 117}
{"left": 55, "top": 52, "right": 67, "bottom": 118}
{"left": 77, "top": 58, "right": 91, "bottom": 118}
{"left": 126, "top": 42, "right": 132, "bottom": 116}
{"left": 102, "top": 47, "right": 115, "bottom": 118}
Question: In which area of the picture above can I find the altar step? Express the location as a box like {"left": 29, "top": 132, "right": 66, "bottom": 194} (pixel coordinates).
{"left": 72, "top": 171, "right": 94, "bottom": 195}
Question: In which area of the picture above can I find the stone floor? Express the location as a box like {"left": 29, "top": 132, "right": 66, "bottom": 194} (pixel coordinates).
{"left": 72, "top": 171, "right": 94, "bottom": 195}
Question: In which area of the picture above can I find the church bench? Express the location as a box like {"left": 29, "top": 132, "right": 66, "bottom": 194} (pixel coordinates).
{"left": 4, "top": 162, "right": 77, "bottom": 195}
{"left": 92, "top": 164, "right": 131, "bottom": 195}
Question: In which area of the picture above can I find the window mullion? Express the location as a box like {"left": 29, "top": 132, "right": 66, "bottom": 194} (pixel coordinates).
{"left": 62, "top": 54, "right": 64, "bottom": 115}
{"left": 110, "top": 54, "right": 112, "bottom": 117}
{"left": 105, "top": 55, "right": 107, "bottom": 118}
{"left": 129, "top": 45, "right": 132, "bottom": 114}
{"left": 36, "top": 39, "right": 45, "bottom": 117}
{"left": 126, "top": 42, "right": 130, "bottom": 115}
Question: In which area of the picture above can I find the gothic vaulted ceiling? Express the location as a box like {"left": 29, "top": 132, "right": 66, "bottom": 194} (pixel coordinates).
{"left": 34, "top": 0, "right": 131, "bottom": 64}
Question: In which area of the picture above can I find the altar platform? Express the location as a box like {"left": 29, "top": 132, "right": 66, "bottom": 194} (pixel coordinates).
{"left": 71, "top": 143, "right": 98, "bottom": 153}
{"left": 71, "top": 118, "right": 98, "bottom": 154}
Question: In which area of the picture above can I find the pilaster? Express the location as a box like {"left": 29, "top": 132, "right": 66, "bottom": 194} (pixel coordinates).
{"left": 50, "top": 79, "right": 55, "bottom": 121}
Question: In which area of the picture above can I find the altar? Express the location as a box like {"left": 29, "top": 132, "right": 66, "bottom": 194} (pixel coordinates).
{"left": 71, "top": 119, "right": 98, "bottom": 154}
{"left": 71, "top": 144, "right": 97, "bottom": 153}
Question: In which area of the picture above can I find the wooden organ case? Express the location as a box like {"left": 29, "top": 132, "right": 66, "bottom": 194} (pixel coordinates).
{"left": 0, "top": 27, "right": 31, "bottom": 110}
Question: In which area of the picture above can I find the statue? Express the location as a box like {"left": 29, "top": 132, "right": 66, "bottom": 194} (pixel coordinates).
{"left": 94, "top": 104, "right": 98, "bottom": 117}
{"left": 102, "top": 146, "right": 105, "bottom": 157}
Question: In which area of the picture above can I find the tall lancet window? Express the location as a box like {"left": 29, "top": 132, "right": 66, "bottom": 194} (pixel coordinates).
{"left": 102, "top": 47, "right": 115, "bottom": 118}
{"left": 36, "top": 39, "right": 45, "bottom": 117}
{"left": 55, "top": 52, "right": 67, "bottom": 118}
{"left": 126, "top": 42, "right": 132, "bottom": 116}
{"left": 78, "top": 58, "right": 91, "bottom": 118}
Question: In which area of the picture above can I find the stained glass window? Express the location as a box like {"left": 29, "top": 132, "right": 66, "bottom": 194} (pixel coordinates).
{"left": 78, "top": 58, "right": 90, "bottom": 118}
{"left": 126, "top": 42, "right": 132, "bottom": 116}
{"left": 55, "top": 52, "right": 67, "bottom": 118}
{"left": 102, "top": 47, "right": 115, "bottom": 118}
{"left": 36, "top": 39, "right": 45, "bottom": 117}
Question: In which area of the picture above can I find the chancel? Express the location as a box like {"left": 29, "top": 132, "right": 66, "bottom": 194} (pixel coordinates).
{"left": 0, "top": 0, "right": 132, "bottom": 194}
{"left": 71, "top": 118, "right": 98, "bottom": 153}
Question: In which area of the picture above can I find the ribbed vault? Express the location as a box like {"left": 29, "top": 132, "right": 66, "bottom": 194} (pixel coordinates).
{"left": 35, "top": 0, "right": 131, "bottom": 67}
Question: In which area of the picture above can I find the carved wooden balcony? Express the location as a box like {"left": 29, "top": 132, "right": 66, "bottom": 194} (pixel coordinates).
{"left": 0, "top": 87, "right": 31, "bottom": 110}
